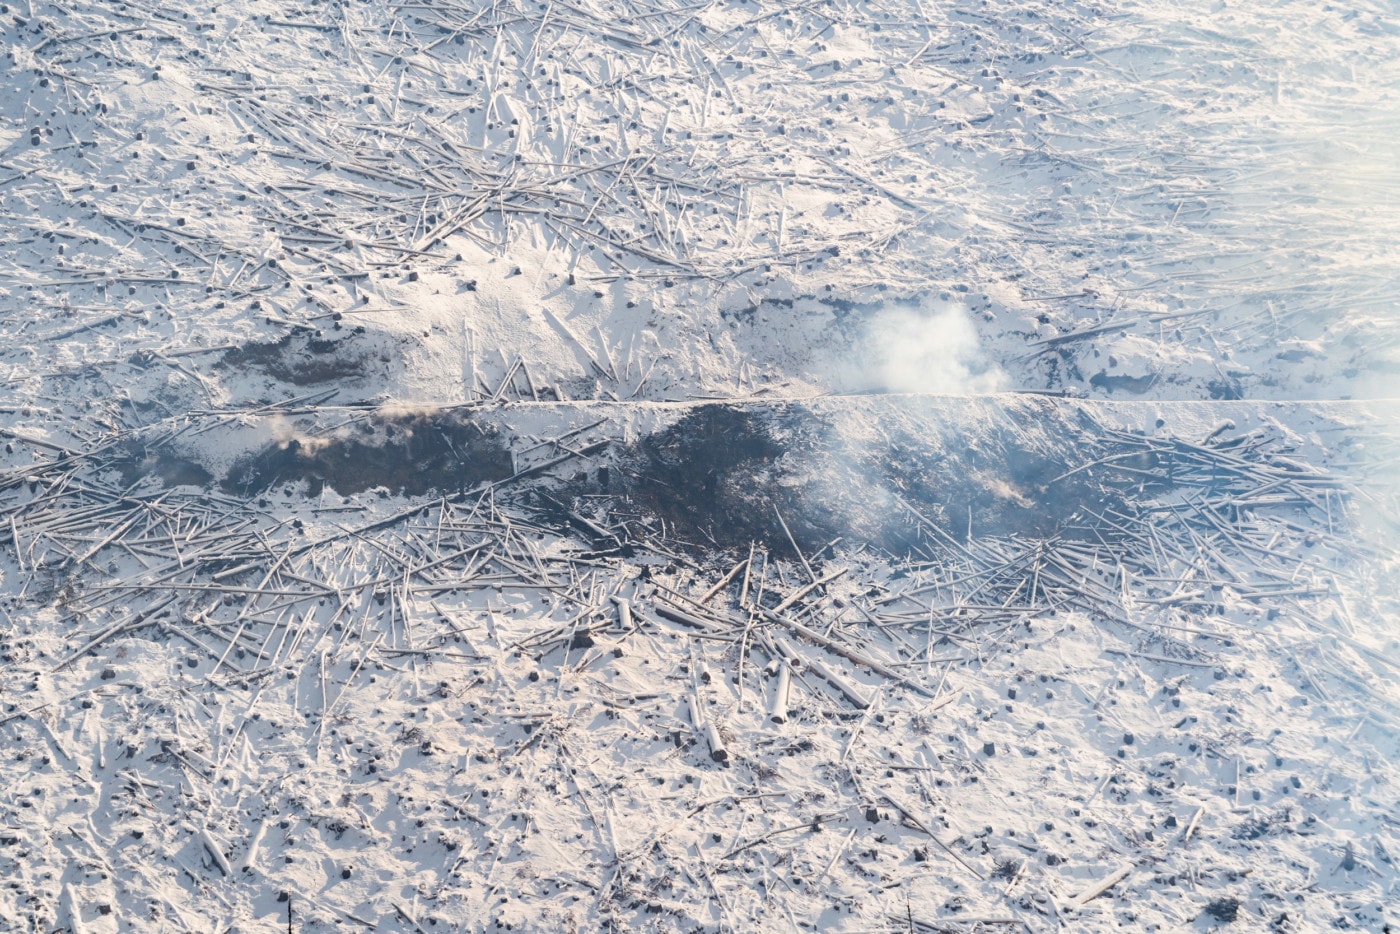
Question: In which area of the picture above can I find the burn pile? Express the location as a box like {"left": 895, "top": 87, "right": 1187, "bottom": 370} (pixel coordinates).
{"left": 219, "top": 409, "right": 514, "bottom": 498}
{"left": 550, "top": 398, "right": 1344, "bottom": 593}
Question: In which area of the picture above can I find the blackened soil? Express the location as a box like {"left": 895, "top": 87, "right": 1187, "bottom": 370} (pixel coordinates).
{"left": 559, "top": 400, "right": 1157, "bottom": 560}
{"left": 218, "top": 330, "right": 377, "bottom": 386}
{"left": 617, "top": 404, "right": 831, "bottom": 554}
{"left": 111, "top": 440, "right": 214, "bottom": 489}
{"left": 221, "top": 411, "right": 513, "bottom": 497}
{"left": 1089, "top": 371, "right": 1160, "bottom": 395}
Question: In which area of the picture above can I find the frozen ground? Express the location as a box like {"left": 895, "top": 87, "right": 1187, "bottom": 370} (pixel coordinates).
{"left": 0, "top": 0, "right": 1398, "bottom": 931}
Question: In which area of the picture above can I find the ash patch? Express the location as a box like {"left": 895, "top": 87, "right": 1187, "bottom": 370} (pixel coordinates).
{"left": 110, "top": 441, "right": 214, "bottom": 490}
{"left": 1090, "top": 371, "right": 1160, "bottom": 395}
{"left": 570, "top": 400, "right": 1159, "bottom": 558}
{"left": 614, "top": 404, "right": 825, "bottom": 554}
{"left": 221, "top": 410, "right": 513, "bottom": 497}
{"left": 217, "top": 329, "right": 379, "bottom": 386}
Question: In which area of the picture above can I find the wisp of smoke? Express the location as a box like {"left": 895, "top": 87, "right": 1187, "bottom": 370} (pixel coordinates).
{"left": 833, "top": 301, "right": 1005, "bottom": 396}
{"left": 265, "top": 403, "right": 441, "bottom": 457}
{"left": 266, "top": 414, "right": 334, "bottom": 455}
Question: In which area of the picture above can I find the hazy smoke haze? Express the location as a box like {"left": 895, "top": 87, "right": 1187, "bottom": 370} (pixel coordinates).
{"left": 833, "top": 302, "right": 1006, "bottom": 396}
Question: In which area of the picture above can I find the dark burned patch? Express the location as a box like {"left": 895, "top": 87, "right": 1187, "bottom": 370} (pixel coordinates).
{"left": 720, "top": 295, "right": 795, "bottom": 325}
{"left": 222, "top": 411, "right": 513, "bottom": 497}
{"left": 109, "top": 440, "right": 214, "bottom": 489}
{"left": 556, "top": 401, "right": 1160, "bottom": 559}
{"left": 612, "top": 404, "right": 832, "bottom": 555}
{"left": 719, "top": 291, "right": 920, "bottom": 332}
{"left": 217, "top": 329, "right": 377, "bottom": 386}
{"left": 1090, "top": 371, "right": 1159, "bottom": 395}
{"left": 1208, "top": 377, "right": 1245, "bottom": 401}
{"left": 1204, "top": 897, "right": 1240, "bottom": 923}
{"left": 1231, "top": 807, "right": 1292, "bottom": 841}
{"left": 820, "top": 293, "right": 926, "bottom": 336}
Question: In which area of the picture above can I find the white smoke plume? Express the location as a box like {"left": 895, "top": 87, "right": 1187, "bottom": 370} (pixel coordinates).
{"left": 266, "top": 414, "right": 334, "bottom": 455}
{"left": 832, "top": 300, "right": 1006, "bottom": 396}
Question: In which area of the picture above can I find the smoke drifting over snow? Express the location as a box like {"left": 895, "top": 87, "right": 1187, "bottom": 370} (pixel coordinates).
{"left": 833, "top": 301, "right": 1006, "bottom": 396}
{"left": 1293, "top": 103, "right": 1400, "bottom": 402}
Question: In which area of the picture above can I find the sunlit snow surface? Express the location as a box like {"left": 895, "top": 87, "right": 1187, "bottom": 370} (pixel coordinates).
{"left": 1, "top": 1, "right": 1398, "bottom": 931}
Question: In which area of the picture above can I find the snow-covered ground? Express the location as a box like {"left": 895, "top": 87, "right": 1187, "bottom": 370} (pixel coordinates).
{"left": 1, "top": 0, "right": 1398, "bottom": 931}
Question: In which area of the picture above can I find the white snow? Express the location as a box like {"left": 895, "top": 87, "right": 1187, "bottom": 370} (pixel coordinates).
{"left": 0, "top": 0, "right": 1398, "bottom": 931}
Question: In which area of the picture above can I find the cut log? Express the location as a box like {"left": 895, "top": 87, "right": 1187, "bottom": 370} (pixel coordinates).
{"left": 807, "top": 656, "right": 872, "bottom": 709}
{"left": 1069, "top": 865, "right": 1132, "bottom": 907}
{"left": 768, "top": 663, "right": 791, "bottom": 724}
{"left": 238, "top": 818, "right": 270, "bottom": 874}
{"left": 199, "top": 827, "right": 234, "bottom": 877}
